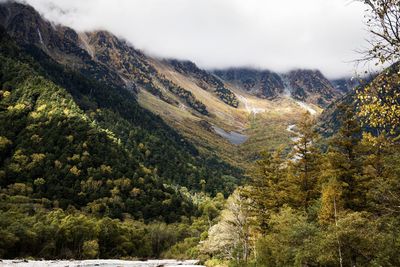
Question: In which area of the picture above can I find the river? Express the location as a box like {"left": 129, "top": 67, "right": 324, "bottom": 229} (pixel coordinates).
{"left": 0, "top": 259, "right": 204, "bottom": 267}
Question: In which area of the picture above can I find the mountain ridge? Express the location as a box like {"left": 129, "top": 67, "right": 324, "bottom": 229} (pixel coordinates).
{"left": 0, "top": 1, "right": 356, "bottom": 170}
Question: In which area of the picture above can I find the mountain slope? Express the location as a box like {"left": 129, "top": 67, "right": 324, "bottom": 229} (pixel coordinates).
{"left": 166, "top": 59, "right": 239, "bottom": 107}
{"left": 317, "top": 74, "right": 381, "bottom": 137}
{"left": 0, "top": 29, "right": 194, "bottom": 221}
{"left": 0, "top": 1, "right": 349, "bottom": 172}
{"left": 0, "top": 2, "right": 212, "bottom": 116}
{"left": 0, "top": 20, "right": 244, "bottom": 224}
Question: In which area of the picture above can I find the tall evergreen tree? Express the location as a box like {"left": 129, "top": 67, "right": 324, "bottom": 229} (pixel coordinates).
{"left": 324, "top": 106, "right": 364, "bottom": 210}
{"left": 246, "top": 147, "right": 287, "bottom": 231}
{"left": 287, "top": 112, "right": 321, "bottom": 210}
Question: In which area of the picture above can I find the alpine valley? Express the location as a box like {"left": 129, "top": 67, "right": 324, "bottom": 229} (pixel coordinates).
{"left": 1, "top": 1, "right": 400, "bottom": 267}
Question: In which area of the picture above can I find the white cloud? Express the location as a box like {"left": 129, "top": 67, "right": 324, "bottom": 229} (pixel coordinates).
{"left": 20, "top": 0, "right": 375, "bottom": 78}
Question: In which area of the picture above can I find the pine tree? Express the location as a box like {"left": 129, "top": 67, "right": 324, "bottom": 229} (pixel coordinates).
{"left": 287, "top": 112, "right": 321, "bottom": 210}
{"left": 324, "top": 106, "right": 364, "bottom": 210}
{"left": 246, "top": 147, "right": 287, "bottom": 231}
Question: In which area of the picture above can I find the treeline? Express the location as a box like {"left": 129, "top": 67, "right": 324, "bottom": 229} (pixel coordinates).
{"left": 202, "top": 110, "right": 400, "bottom": 266}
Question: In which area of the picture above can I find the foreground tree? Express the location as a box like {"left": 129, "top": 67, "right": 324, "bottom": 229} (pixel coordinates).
{"left": 362, "top": 0, "right": 400, "bottom": 64}
{"left": 357, "top": 0, "right": 400, "bottom": 134}
{"left": 202, "top": 189, "right": 253, "bottom": 264}
{"left": 321, "top": 107, "right": 365, "bottom": 211}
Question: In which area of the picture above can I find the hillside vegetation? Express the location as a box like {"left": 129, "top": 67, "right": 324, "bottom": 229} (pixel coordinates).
{"left": 0, "top": 26, "right": 243, "bottom": 258}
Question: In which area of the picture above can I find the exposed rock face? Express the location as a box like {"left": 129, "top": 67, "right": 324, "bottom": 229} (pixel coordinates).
{"left": 213, "top": 68, "right": 285, "bottom": 99}
{"left": 0, "top": 2, "right": 127, "bottom": 90}
{"left": 214, "top": 68, "right": 342, "bottom": 107}
{"left": 285, "top": 69, "right": 339, "bottom": 107}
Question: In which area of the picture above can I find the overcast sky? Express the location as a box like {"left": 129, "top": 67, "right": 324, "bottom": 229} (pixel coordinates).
{"left": 17, "top": 0, "right": 375, "bottom": 78}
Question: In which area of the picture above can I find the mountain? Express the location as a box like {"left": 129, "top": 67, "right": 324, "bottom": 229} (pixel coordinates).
{"left": 213, "top": 68, "right": 285, "bottom": 99}
{"left": 285, "top": 69, "right": 340, "bottom": 106}
{"left": 0, "top": 3, "right": 128, "bottom": 90}
{"left": 213, "top": 68, "right": 342, "bottom": 107}
{"left": 0, "top": 1, "right": 353, "bottom": 184}
{"left": 0, "top": 2, "right": 244, "bottom": 222}
{"left": 317, "top": 73, "right": 380, "bottom": 137}
{"left": 331, "top": 77, "right": 359, "bottom": 94}
{"left": 0, "top": 2, "right": 338, "bottom": 168}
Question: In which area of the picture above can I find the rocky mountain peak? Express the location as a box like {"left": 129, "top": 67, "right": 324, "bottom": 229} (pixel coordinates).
{"left": 285, "top": 69, "right": 338, "bottom": 107}
{"left": 213, "top": 68, "right": 286, "bottom": 99}
{"left": 213, "top": 67, "right": 342, "bottom": 107}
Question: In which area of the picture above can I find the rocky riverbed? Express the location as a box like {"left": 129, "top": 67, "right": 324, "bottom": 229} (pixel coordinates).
{"left": 0, "top": 259, "right": 205, "bottom": 267}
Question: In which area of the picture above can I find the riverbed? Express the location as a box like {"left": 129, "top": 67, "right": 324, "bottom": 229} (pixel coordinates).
{"left": 0, "top": 259, "right": 204, "bottom": 267}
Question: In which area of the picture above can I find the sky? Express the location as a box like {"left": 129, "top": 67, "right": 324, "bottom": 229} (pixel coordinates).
{"left": 15, "top": 0, "right": 376, "bottom": 78}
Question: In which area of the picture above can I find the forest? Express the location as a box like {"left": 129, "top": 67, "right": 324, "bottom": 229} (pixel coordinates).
{"left": 0, "top": 26, "right": 239, "bottom": 259}
{"left": 1, "top": 0, "right": 400, "bottom": 266}
{"left": 202, "top": 109, "right": 400, "bottom": 266}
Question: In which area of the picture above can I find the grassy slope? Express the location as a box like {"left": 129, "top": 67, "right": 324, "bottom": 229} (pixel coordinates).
{"left": 140, "top": 59, "right": 322, "bottom": 170}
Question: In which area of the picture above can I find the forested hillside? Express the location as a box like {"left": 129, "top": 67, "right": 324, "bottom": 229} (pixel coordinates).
{"left": 0, "top": 26, "right": 242, "bottom": 259}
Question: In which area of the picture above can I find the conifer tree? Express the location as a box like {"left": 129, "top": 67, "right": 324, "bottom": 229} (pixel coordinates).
{"left": 287, "top": 112, "right": 321, "bottom": 210}
{"left": 324, "top": 106, "right": 364, "bottom": 210}
{"left": 246, "top": 147, "right": 287, "bottom": 231}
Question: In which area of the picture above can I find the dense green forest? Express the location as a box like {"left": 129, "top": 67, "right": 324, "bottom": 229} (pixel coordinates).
{"left": 0, "top": 188, "right": 226, "bottom": 259}
{"left": 0, "top": 27, "right": 241, "bottom": 258}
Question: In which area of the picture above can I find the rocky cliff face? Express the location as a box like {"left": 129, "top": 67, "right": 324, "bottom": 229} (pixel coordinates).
{"left": 214, "top": 68, "right": 342, "bottom": 107}
{"left": 84, "top": 30, "right": 156, "bottom": 91}
{"left": 285, "top": 69, "right": 339, "bottom": 107}
{"left": 0, "top": 2, "right": 128, "bottom": 90}
{"left": 213, "top": 68, "right": 285, "bottom": 99}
